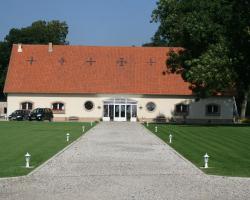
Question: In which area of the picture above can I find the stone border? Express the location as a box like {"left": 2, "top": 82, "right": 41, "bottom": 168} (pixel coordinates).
{"left": 141, "top": 123, "right": 250, "bottom": 179}
{"left": 28, "top": 124, "right": 97, "bottom": 176}
{"left": 140, "top": 123, "right": 204, "bottom": 175}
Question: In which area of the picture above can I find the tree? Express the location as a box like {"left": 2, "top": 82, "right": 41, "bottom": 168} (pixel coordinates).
{"left": 0, "top": 42, "right": 12, "bottom": 100}
{"left": 0, "top": 20, "right": 69, "bottom": 100}
{"left": 151, "top": 0, "right": 250, "bottom": 118}
{"left": 229, "top": 0, "right": 250, "bottom": 118}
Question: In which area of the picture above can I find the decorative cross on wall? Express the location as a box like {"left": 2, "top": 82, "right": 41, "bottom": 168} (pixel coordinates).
{"left": 117, "top": 58, "right": 127, "bottom": 67}
{"left": 147, "top": 58, "right": 156, "bottom": 66}
{"left": 86, "top": 57, "right": 96, "bottom": 66}
{"left": 26, "top": 56, "right": 36, "bottom": 65}
{"left": 58, "top": 57, "right": 65, "bottom": 65}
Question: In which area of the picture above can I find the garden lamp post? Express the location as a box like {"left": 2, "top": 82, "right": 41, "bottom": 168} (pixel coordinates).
{"left": 169, "top": 134, "right": 173, "bottom": 143}
{"left": 155, "top": 126, "right": 158, "bottom": 133}
{"left": 82, "top": 125, "right": 85, "bottom": 133}
{"left": 91, "top": 121, "right": 93, "bottom": 126}
{"left": 204, "top": 153, "right": 209, "bottom": 168}
{"left": 146, "top": 121, "right": 149, "bottom": 127}
{"left": 66, "top": 133, "right": 70, "bottom": 142}
{"left": 25, "top": 152, "right": 31, "bottom": 168}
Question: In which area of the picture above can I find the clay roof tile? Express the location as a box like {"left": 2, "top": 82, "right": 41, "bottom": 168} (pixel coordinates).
{"left": 4, "top": 44, "right": 192, "bottom": 95}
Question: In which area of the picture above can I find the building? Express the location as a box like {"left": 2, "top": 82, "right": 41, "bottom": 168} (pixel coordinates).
{"left": 0, "top": 101, "right": 7, "bottom": 119}
{"left": 4, "top": 44, "right": 234, "bottom": 123}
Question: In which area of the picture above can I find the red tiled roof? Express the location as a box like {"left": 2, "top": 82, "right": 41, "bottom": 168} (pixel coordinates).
{"left": 4, "top": 44, "right": 192, "bottom": 95}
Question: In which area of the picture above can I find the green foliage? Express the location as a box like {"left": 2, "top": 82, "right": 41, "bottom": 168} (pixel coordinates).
{"left": 151, "top": 0, "right": 250, "bottom": 103}
{"left": 0, "top": 42, "right": 11, "bottom": 99}
{"left": 186, "top": 42, "right": 234, "bottom": 96}
{"left": 0, "top": 20, "right": 69, "bottom": 99}
{"left": 0, "top": 121, "right": 95, "bottom": 177}
{"left": 5, "top": 20, "right": 68, "bottom": 45}
{"left": 146, "top": 123, "right": 250, "bottom": 177}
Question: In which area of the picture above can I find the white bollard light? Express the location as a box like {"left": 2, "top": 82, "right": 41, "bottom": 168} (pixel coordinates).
{"left": 155, "top": 126, "right": 158, "bottom": 133}
{"left": 66, "top": 133, "right": 70, "bottom": 142}
{"left": 204, "top": 153, "right": 209, "bottom": 168}
{"left": 25, "top": 152, "right": 31, "bottom": 168}
{"left": 169, "top": 134, "right": 173, "bottom": 143}
{"left": 146, "top": 121, "right": 149, "bottom": 127}
{"left": 82, "top": 125, "right": 85, "bottom": 133}
{"left": 90, "top": 121, "right": 93, "bottom": 126}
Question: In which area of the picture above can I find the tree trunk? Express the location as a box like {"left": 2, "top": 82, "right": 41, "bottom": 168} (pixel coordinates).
{"left": 240, "top": 91, "right": 248, "bottom": 119}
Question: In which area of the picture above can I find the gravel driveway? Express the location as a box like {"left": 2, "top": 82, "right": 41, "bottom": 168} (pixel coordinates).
{"left": 0, "top": 122, "right": 249, "bottom": 200}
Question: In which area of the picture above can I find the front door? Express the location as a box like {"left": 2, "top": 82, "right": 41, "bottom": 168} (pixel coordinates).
{"left": 103, "top": 98, "right": 138, "bottom": 122}
{"left": 114, "top": 104, "right": 126, "bottom": 121}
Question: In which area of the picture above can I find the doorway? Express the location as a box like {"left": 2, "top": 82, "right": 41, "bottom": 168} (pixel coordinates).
{"left": 103, "top": 98, "right": 137, "bottom": 122}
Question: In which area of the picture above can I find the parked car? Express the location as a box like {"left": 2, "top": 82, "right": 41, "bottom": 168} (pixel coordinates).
{"left": 9, "top": 110, "right": 30, "bottom": 121}
{"left": 29, "top": 108, "right": 53, "bottom": 121}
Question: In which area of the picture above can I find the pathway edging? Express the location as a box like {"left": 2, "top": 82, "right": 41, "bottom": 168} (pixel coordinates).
{"left": 140, "top": 123, "right": 204, "bottom": 175}
{"left": 28, "top": 124, "right": 97, "bottom": 176}
{"left": 0, "top": 124, "right": 97, "bottom": 181}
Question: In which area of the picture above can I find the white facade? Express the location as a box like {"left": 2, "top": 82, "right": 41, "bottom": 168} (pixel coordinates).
{"left": 7, "top": 93, "right": 235, "bottom": 123}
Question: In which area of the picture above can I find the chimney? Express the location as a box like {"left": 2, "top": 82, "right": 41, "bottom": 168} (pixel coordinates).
{"left": 17, "top": 43, "right": 22, "bottom": 52}
{"left": 48, "top": 42, "right": 53, "bottom": 52}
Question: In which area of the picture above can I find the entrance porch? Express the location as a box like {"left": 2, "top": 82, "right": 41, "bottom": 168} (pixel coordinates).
{"left": 102, "top": 98, "right": 137, "bottom": 122}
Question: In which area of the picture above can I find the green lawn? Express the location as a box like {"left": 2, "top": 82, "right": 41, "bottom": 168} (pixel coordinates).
{"left": 145, "top": 123, "right": 250, "bottom": 177}
{"left": 0, "top": 121, "right": 95, "bottom": 177}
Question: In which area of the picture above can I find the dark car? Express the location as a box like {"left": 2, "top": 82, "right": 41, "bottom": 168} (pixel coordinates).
{"left": 29, "top": 108, "right": 53, "bottom": 121}
{"left": 9, "top": 110, "right": 30, "bottom": 121}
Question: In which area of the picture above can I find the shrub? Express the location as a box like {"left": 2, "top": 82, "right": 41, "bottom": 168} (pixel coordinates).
{"left": 240, "top": 118, "right": 250, "bottom": 124}
{"left": 153, "top": 113, "right": 167, "bottom": 123}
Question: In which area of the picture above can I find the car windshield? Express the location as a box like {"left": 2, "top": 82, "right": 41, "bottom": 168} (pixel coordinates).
{"left": 14, "top": 110, "right": 22, "bottom": 114}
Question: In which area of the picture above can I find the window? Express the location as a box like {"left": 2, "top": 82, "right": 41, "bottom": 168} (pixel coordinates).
{"left": 52, "top": 102, "right": 65, "bottom": 114}
{"left": 115, "top": 105, "right": 119, "bottom": 117}
{"left": 21, "top": 102, "right": 33, "bottom": 110}
{"left": 146, "top": 102, "right": 156, "bottom": 112}
{"left": 132, "top": 105, "right": 137, "bottom": 117}
{"left": 104, "top": 105, "right": 109, "bottom": 117}
{"left": 4, "top": 107, "right": 7, "bottom": 114}
{"left": 52, "top": 102, "right": 64, "bottom": 110}
{"left": 121, "top": 105, "right": 125, "bottom": 117}
{"left": 84, "top": 101, "right": 94, "bottom": 111}
{"left": 175, "top": 103, "right": 189, "bottom": 115}
{"left": 206, "top": 104, "right": 220, "bottom": 116}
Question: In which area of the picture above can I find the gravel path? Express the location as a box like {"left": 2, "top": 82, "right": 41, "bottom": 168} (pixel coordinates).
{"left": 0, "top": 122, "right": 249, "bottom": 200}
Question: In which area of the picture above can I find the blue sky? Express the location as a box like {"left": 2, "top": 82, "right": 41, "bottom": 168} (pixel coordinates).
{"left": 0, "top": 0, "right": 159, "bottom": 46}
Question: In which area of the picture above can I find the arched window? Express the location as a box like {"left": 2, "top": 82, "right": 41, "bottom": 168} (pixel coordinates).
{"left": 206, "top": 104, "right": 220, "bottom": 116}
{"left": 175, "top": 103, "right": 189, "bottom": 115}
{"left": 51, "top": 102, "right": 65, "bottom": 113}
{"left": 21, "top": 102, "right": 33, "bottom": 110}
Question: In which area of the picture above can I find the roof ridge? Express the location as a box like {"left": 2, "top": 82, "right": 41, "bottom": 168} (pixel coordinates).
{"left": 12, "top": 44, "right": 181, "bottom": 49}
